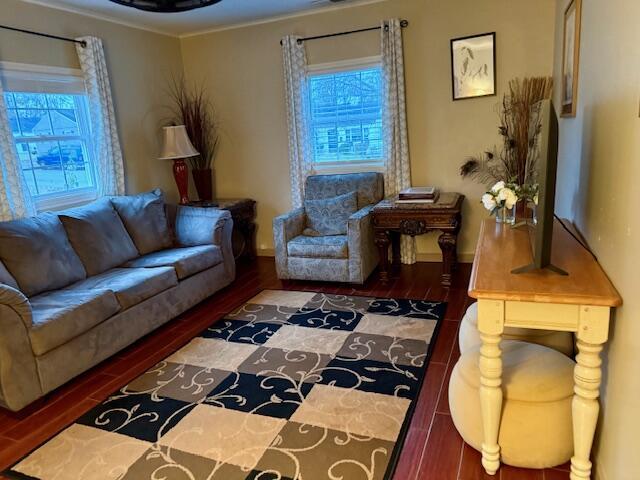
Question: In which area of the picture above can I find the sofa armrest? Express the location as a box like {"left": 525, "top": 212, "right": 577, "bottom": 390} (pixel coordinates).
{"left": 347, "top": 205, "right": 379, "bottom": 283}
{"left": 0, "top": 285, "right": 42, "bottom": 411}
{"left": 174, "top": 206, "right": 235, "bottom": 281}
{"left": 272, "top": 208, "right": 306, "bottom": 279}
{"left": 174, "top": 206, "right": 232, "bottom": 246}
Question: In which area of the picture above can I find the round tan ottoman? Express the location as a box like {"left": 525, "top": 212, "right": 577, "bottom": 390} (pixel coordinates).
{"left": 460, "top": 302, "right": 575, "bottom": 356}
{"left": 449, "top": 340, "right": 575, "bottom": 469}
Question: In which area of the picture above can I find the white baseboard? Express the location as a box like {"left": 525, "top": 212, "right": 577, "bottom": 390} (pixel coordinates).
{"left": 257, "top": 248, "right": 474, "bottom": 263}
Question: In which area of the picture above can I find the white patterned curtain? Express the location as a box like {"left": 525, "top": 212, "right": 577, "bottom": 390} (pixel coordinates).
{"left": 0, "top": 79, "right": 36, "bottom": 221}
{"left": 76, "top": 36, "right": 125, "bottom": 196}
{"left": 381, "top": 19, "right": 416, "bottom": 264}
{"left": 281, "top": 35, "right": 312, "bottom": 208}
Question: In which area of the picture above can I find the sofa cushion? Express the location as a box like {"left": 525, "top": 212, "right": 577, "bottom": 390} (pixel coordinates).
{"left": 29, "top": 289, "right": 120, "bottom": 356}
{"left": 111, "top": 189, "right": 173, "bottom": 255}
{"left": 71, "top": 267, "right": 178, "bottom": 310}
{"left": 0, "top": 213, "right": 86, "bottom": 297}
{"left": 59, "top": 198, "right": 139, "bottom": 276}
{"left": 122, "top": 245, "right": 223, "bottom": 280}
{"left": 304, "top": 191, "right": 357, "bottom": 236}
{"left": 287, "top": 235, "right": 349, "bottom": 259}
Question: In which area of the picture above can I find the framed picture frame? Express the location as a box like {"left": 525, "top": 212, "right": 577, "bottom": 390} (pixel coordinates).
{"left": 561, "top": 0, "right": 582, "bottom": 117}
{"left": 450, "top": 32, "right": 496, "bottom": 101}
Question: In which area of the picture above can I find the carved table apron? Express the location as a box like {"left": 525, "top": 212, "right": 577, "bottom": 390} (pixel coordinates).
{"left": 372, "top": 192, "right": 464, "bottom": 286}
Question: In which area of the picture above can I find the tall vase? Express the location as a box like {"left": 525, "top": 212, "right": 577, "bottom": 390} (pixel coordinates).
{"left": 192, "top": 168, "right": 213, "bottom": 201}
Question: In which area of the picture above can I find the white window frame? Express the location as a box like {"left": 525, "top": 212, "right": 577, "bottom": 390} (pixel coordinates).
{"left": 0, "top": 61, "right": 98, "bottom": 212}
{"left": 306, "top": 56, "right": 385, "bottom": 175}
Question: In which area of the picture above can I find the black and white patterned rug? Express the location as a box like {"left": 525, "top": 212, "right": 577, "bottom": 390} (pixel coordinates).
{"left": 6, "top": 290, "right": 446, "bottom": 480}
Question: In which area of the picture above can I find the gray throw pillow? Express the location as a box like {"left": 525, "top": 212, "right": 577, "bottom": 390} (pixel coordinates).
{"left": 0, "top": 213, "right": 87, "bottom": 297}
{"left": 59, "top": 198, "right": 139, "bottom": 276}
{"left": 111, "top": 189, "right": 172, "bottom": 255}
{"left": 304, "top": 191, "right": 358, "bottom": 236}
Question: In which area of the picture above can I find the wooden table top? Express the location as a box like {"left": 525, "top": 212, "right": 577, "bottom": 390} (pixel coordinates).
{"left": 469, "top": 218, "right": 622, "bottom": 307}
{"left": 373, "top": 192, "right": 464, "bottom": 212}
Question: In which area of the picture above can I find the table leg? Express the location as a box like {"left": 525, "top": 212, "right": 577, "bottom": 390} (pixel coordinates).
{"left": 391, "top": 231, "right": 401, "bottom": 272}
{"left": 570, "top": 305, "right": 608, "bottom": 480}
{"left": 375, "top": 230, "right": 390, "bottom": 283}
{"left": 438, "top": 232, "right": 458, "bottom": 286}
{"left": 477, "top": 300, "right": 505, "bottom": 476}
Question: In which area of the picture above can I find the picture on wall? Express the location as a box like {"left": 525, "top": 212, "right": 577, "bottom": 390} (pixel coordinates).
{"left": 561, "top": 0, "right": 582, "bottom": 117}
{"left": 450, "top": 32, "right": 496, "bottom": 101}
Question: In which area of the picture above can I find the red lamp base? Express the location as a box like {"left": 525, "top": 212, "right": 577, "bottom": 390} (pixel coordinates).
{"left": 172, "top": 158, "right": 189, "bottom": 205}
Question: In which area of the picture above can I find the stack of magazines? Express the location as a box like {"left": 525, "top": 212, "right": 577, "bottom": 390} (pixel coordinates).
{"left": 395, "top": 187, "right": 440, "bottom": 204}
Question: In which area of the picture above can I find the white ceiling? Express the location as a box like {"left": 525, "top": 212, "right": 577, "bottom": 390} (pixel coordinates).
{"left": 21, "top": 0, "right": 386, "bottom": 37}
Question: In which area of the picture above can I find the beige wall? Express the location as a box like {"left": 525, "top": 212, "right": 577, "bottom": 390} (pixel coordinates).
{"left": 553, "top": 1, "right": 640, "bottom": 479}
{"left": 180, "top": 0, "right": 556, "bottom": 258}
{"left": 0, "top": 0, "right": 184, "bottom": 201}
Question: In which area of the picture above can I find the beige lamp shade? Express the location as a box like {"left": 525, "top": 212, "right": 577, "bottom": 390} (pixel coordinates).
{"left": 158, "top": 125, "right": 199, "bottom": 160}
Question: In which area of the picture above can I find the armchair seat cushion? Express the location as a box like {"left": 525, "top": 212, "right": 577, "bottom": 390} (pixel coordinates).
{"left": 123, "top": 245, "right": 223, "bottom": 280}
{"left": 287, "top": 235, "right": 348, "bottom": 259}
{"left": 70, "top": 267, "right": 178, "bottom": 311}
{"left": 29, "top": 289, "right": 120, "bottom": 356}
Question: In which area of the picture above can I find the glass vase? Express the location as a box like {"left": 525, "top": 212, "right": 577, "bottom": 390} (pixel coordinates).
{"left": 495, "top": 205, "right": 516, "bottom": 225}
{"left": 528, "top": 202, "right": 538, "bottom": 225}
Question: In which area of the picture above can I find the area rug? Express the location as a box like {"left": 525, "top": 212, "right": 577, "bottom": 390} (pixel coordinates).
{"left": 6, "top": 290, "right": 446, "bottom": 480}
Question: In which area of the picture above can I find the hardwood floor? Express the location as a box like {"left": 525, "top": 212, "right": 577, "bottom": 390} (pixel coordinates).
{"left": 0, "top": 258, "right": 570, "bottom": 479}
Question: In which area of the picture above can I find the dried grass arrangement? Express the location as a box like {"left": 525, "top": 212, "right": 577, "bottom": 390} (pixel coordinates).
{"left": 167, "top": 75, "right": 219, "bottom": 171}
{"left": 460, "top": 76, "right": 553, "bottom": 188}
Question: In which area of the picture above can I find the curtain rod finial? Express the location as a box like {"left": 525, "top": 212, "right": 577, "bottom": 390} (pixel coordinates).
{"left": 400, "top": 19, "right": 409, "bottom": 28}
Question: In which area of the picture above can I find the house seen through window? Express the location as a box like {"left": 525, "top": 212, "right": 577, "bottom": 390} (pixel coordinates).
{"left": 1, "top": 63, "right": 97, "bottom": 210}
{"left": 307, "top": 58, "right": 384, "bottom": 168}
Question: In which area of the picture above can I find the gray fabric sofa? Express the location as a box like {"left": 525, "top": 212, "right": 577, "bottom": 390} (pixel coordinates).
{"left": 0, "top": 190, "right": 235, "bottom": 411}
{"left": 273, "top": 173, "right": 384, "bottom": 284}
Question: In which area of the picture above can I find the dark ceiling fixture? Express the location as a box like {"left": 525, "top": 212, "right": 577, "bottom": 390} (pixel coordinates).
{"left": 109, "top": 0, "right": 223, "bottom": 13}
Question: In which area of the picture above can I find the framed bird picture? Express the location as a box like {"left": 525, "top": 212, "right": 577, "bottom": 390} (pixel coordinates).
{"left": 450, "top": 32, "right": 496, "bottom": 101}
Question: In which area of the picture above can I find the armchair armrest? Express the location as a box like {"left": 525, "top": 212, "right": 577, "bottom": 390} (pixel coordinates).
{"left": 174, "top": 206, "right": 235, "bottom": 281}
{"left": 0, "top": 285, "right": 42, "bottom": 411}
{"left": 347, "top": 204, "right": 379, "bottom": 283}
{"left": 272, "top": 208, "right": 306, "bottom": 279}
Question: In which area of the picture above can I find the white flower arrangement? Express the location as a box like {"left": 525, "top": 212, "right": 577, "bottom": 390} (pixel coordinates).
{"left": 481, "top": 180, "right": 519, "bottom": 216}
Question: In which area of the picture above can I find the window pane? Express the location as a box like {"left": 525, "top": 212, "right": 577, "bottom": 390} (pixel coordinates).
{"left": 14, "top": 93, "right": 47, "bottom": 109}
{"left": 17, "top": 109, "right": 53, "bottom": 137}
{"left": 59, "top": 140, "right": 92, "bottom": 189}
{"left": 308, "top": 65, "right": 384, "bottom": 163}
{"left": 3, "top": 93, "right": 15, "bottom": 108}
{"left": 7, "top": 110, "right": 21, "bottom": 136}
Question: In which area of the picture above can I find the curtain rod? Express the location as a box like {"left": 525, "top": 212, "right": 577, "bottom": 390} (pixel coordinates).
{"left": 0, "top": 24, "right": 86, "bottom": 48}
{"left": 280, "top": 19, "right": 408, "bottom": 45}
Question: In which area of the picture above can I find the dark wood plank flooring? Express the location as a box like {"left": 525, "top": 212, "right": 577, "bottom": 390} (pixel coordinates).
{"left": 0, "top": 258, "right": 570, "bottom": 479}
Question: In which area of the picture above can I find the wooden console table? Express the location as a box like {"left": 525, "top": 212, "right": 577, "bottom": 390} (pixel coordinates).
{"left": 469, "top": 219, "right": 621, "bottom": 479}
{"left": 372, "top": 192, "right": 464, "bottom": 286}
{"left": 186, "top": 198, "right": 256, "bottom": 260}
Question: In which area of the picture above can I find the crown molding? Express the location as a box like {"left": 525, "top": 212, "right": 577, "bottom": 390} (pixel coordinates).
{"left": 178, "top": 0, "right": 388, "bottom": 38}
{"left": 18, "top": 0, "right": 178, "bottom": 38}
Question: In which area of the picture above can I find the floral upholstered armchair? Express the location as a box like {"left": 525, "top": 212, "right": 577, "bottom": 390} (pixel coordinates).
{"left": 273, "top": 173, "right": 384, "bottom": 284}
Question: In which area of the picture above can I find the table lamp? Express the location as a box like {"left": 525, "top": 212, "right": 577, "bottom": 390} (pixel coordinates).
{"left": 158, "top": 125, "right": 199, "bottom": 205}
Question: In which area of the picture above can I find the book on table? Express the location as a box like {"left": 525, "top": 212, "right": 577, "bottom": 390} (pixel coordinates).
{"left": 397, "top": 187, "right": 439, "bottom": 203}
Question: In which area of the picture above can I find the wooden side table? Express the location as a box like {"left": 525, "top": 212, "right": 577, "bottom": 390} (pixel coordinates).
{"left": 186, "top": 198, "right": 256, "bottom": 260}
{"left": 469, "top": 219, "right": 622, "bottom": 479}
{"left": 372, "top": 192, "right": 464, "bottom": 286}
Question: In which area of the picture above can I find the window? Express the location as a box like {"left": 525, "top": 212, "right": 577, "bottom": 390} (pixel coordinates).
{"left": 1, "top": 62, "right": 97, "bottom": 211}
{"left": 307, "top": 57, "right": 384, "bottom": 170}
